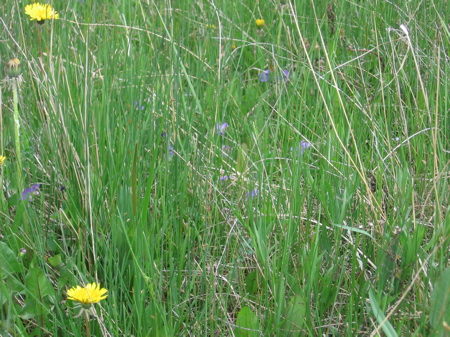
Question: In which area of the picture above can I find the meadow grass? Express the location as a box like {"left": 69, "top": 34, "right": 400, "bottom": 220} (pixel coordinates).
{"left": 0, "top": 0, "right": 449, "bottom": 336}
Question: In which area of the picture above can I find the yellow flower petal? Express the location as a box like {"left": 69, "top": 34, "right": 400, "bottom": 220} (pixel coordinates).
{"left": 25, "top": 3, "right": 59, "bottom": 21}
{"left": 67, "top": 282, "right": 108, "bottom": 304}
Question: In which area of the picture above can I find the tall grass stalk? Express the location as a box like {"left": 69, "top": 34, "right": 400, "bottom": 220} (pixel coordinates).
{"left": 11, "top": 77, "right": 22, "bottom": 192}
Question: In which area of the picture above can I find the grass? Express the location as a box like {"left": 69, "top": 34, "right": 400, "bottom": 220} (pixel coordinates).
{"left": 0, "top": 0, "right": 449, "bottom": 336}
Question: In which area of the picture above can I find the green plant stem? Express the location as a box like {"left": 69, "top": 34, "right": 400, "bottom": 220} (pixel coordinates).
{"left": 36, "top": 23, "right": 44, "bottom": 72}
{"left": 85, "top": 312, "right": 91, "bottom": 337}
{"left": 0, "top": 86, "right": 4, "bottom": 208}
{"left": 12, "top": 78, "right": 29, "bottom": 236}
{"left": 12, "top": 78, "right": 23, "bottom": 192}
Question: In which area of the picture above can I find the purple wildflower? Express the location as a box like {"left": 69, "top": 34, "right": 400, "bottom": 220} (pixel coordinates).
{"left": 219, "top": 176, "right": 230, "bottom": 181}
{"left": 21, "top": 183, "right": 41, "bottom": 200}
{"left": 245, "top": 188, "right": 259, "bottom": 200}
{"left": 221, "top": 145, "right": 231, "bottom": 156}
{"left": 222, "top": 145, "right": 231, "bottom": 152}
{"left": 282, "top": 69, "right": 289, "bottom": 82}
{"left": 291, "top": 140, "right": 312, "bottom": 155}
{"left": 161, "top": 132, "right": 166, "bottom": 137}
{"left": 259, "top": 70, "right": 270, "bottom": 82}
{"left": 216, "top": 123, "right": 229, "bottom": 135}
{"left": 168, "top": 145, "right": 175, "bottom": 156}
{"left": 134, "top": 101, "right": 145, "bottom": 110}
{"left": 259, "top": 69, "right": 290, "bottom": 83}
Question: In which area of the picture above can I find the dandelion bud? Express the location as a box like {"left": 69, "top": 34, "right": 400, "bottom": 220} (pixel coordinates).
{"left": 5, "top": 58, "right": 22, "bottom": 78}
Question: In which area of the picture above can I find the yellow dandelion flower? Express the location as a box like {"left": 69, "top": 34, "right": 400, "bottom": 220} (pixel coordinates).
{"left": 67, "top": 283, "right": 108, "bottom": 305}
{"left": 0, "top": 156, "right": 6, "bottom": 165}
{"left": 255, "top": 19, "right": 265, "bottom": 27}
{"left": 25, "top": 3, "right": 59, "bottom": 22}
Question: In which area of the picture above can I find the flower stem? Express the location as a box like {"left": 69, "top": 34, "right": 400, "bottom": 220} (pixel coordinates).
{"left": 36, "top": 24, "right": 44, "bottom": 72}
{"left": 12, "top": 78, "right": 23, "bottom": 192}
{"left": 85, "top": 311, "right": 91, "bottom": 337}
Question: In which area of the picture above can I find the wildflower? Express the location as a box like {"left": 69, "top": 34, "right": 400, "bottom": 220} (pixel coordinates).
{"left": 20, "top": 183, "right": 41, "bottom": 200}
{"left": 255, "top": 19, "right": 265, "bottom": 27}
{"left": 282, "top": 69, "right": 290, "bottom": 82}
{"left": 290, "top": 140, "right": 311, "bottom": 155}
{"left": 246, "top": 188, "right": 259, "bottom": 200}
{"left": 216, "top": 123, "right": 229, "bottom": 135}
{"left": 0, "top": 155, "right": 5, "bottom": 165}
{"left": 221, "top": 145, "right": 231, "bottom": 156}
{"left": 4, "top": 59, "right": 22, "bottom": 78}
{"left": 67, "top": 283, "right": 108, "bottom": 305}
{"left": 134, "top": 101, "right": 145, "bottom": 110}
{"left": 25, "top": 3, "right": 59, "bottom": 22}
{"left": 259, "top": 69, "right": 290, "bottom": 83}
{"left": 259, "top": 70, "right": 270, "bottom": 82}
{"left": 168, "top": 145, "right": 175, "bottom": 156}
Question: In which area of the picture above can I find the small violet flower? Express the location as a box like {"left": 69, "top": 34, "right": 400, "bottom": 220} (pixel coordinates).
{"left": 290, "top": 140, "right": 312, "bottom": 155}
{"left": 246, "top": 188, "right": 259, "bottom": 200}
{"left": 259, "top": 70, "right": 270, "bottom": 82}
{"left": 282, "top": 69, "right": 290, "bottom": 82}
{"left": 216, "top": 123, "right": 229, "bottom": 136}
{"left": 21, "top": 184, "right": 41, "bottom": 201}
{"left": 259, "top": 69, "right": 290, "bottom": 83}
{"left": 168, "top": 145, "right": 175, "bottom": 156}
{"left": 134, "top": 101, "right": 145, "bottom": 110}
{"left": 221, "top": 145, "right": 231, "bottom": 156}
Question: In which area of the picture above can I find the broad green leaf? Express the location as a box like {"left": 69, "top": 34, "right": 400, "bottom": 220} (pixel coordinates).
{"left": 430, "top": 267, "right": 450, "bottom": 336}
{"left": 25, "top": 267, "right": 55, "bottom": 303}
{"left": 0, "top": 285, "right": 9, "bottom": 306}
{"left": 368, "top": 289, "right": 398, "bottom": 337}
{"left": 47, "top": 254, "right": 63, "bottom": 269}
{"left": 284, "top": 294, "right": 306, "bottom": 335}
{"left": 245, "top": 271, "right": 258, "bottom": 295}
{"left": 57, "top": 266, "right": 71, "bottom": 290}
{"left": 235, "top": 306, "right": 260, "bottom": 337}
{"left": 19, "top": 300, "right": 43, "bottom": 320}
{"left": 0, "top": 242, "right": 23, "bottom": 279}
